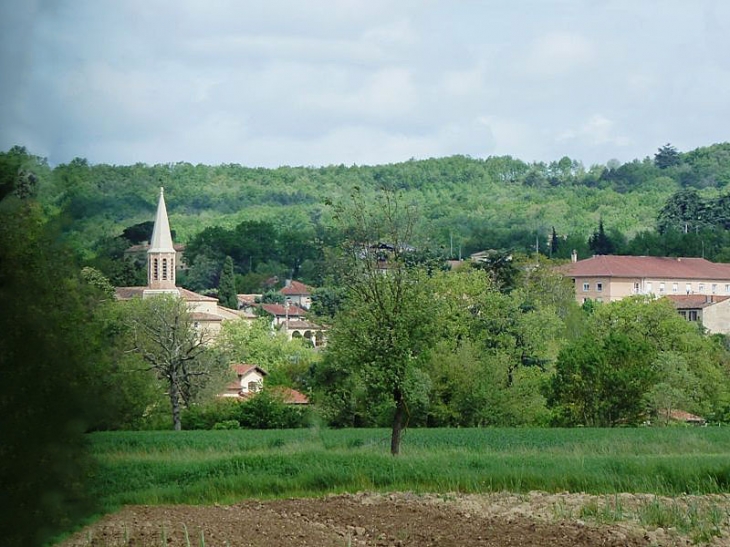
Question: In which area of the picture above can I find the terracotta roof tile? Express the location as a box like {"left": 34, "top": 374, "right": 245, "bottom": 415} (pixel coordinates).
{"left": 176, "top": 287, "right": 218, "bottom": 302}
{"left": 259, "top": 303, "right": 307, "bottom": 317}
{"left": 565, "top": 255, "right": 730, "bottom": 280}
{"left": 271, "top": 386, "right": 309, "bottom": 405}
{"left": 189, "top": 312, "right": 223, "bottom": 322}
{"left": 664, "top": 294, "right": 730, "bottom": 309}
{"left": 231, "top": 364, "right": 268, "bottom": 376}
{"left": 280, "top": 280, "right": 312, "bottom": 295}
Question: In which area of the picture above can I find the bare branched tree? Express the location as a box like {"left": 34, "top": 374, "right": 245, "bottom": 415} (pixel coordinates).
{"left": 125, "top": 294, "right": 219, "bottom": 430}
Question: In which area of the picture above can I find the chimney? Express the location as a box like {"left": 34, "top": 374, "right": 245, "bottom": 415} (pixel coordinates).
{"left": 571, "top": 249, "right": 578, "bottom": 263}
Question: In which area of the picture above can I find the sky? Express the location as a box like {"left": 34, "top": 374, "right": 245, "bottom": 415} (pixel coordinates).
{"left": 1, "top": 0, "right": 729, "bottom": 168}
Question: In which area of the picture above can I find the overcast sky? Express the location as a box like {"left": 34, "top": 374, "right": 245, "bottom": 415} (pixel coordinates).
{"left": 1, "top": 1, "right": 728, "bottom": 168}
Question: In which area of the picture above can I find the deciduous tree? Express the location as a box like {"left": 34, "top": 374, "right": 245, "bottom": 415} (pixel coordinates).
{"left": 123, "top": 294, "right": 226, "bottom": 430}
{"left": 324, "top": 187, "right": 436, "bottom": 455}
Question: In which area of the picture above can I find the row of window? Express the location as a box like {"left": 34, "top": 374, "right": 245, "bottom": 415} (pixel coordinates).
{"left": 582, "top": 281, "right": 730, "bottom": 295}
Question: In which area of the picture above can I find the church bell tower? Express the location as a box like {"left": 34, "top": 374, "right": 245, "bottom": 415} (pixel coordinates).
{"left": 143, "top": 187, "right": 179, "bottom": 297}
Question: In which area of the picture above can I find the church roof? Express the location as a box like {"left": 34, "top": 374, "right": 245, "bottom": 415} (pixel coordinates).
{"left": 176, "top": 287, "right": 218, "bottom": 302}
{"left": 148, "top": 187, "right": 175, "bottom": 254}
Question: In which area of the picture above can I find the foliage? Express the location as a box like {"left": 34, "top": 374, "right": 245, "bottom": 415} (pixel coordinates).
{"left": 0, "top": 193, "right": 104, "bottom": 545}
{"left": 310, "top": 285, "right": 347, "bottom": 319}
{"left": 183, "top": 219, "right": 323, "bottom": 289}
{"left": 7, "top": 141, "right": 730, "bottom": 275}
{"left": 588, "top": 219, "right": 617, "bottom": 255}
{"left": 657, "top": 188, "right": 706, "bottom": 234}
{"left": 182, "top": 398, "right": 241, "bottom": 430}
{"left": 324, "top": 187, "right": 437, "bottom": 454}
{"left": 547, "top": 332, "right": 656, "bottom": 426}
{"left": 0, "top": 145, "right": 50, "bottom": 202}
{"left": 16, "top": 144, "right": 728, "bottom": 270}
{"left": 655, "top": 143, "right": 681, "bottom": 170}
{"left": 217, "top": 318, "right": 319, "bottom": 391}
{"left": 237, "top": 389, "right": 311, "bottom": 429}
{"left": 258, "top": 289, "right": 285, "bottom": 304}
{"left": 181, "top": 252, "right": 220, "bottom": 292}
{"left": 122, "top": 220, "right": 155, "bottom": 244}
{"left": 546, "top": 296, "right": 730, "bottom": 426}
{"left": 424, "top": 268, "right": 563, "bottom": 427}
{"left": 469, "top": 250, "right": 521, "bottom": 292}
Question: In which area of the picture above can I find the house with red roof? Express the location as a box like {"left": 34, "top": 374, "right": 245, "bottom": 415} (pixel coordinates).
{"left": 280, "top": 279, "right": 313, "bottom": 310}
{"left": 254, "top": 302, "right": 327, "bottom": 347}
{"left": 222, "top": 364, "right": 267, "bottom": 397}
{"left": 258, "top": 303, "right": 308, "bottom": 326}
{"left": 563, "top": 255, "right": 730, "bottom": 304}
{"left": 222, "top": 363, "right": 309, "bottom": 404}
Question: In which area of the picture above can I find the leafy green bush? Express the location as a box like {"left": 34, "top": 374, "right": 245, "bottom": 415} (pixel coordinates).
{"left": 238, "top": 389, "right": 310, "bottom": 429}
{"left": 182, "top": 399, "right": 241, "bottom": 430}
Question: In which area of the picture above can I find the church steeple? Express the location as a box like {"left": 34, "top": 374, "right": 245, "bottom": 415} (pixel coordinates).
{"left": 144, "top": 187, "right": 178, "bottom": 295}
{"left": 149, "top": 187, "right": 175, "bottom": 255}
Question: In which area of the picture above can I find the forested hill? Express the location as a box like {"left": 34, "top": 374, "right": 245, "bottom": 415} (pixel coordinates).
{"left": 3, "top": 142, "right": 730, "bottom": 258}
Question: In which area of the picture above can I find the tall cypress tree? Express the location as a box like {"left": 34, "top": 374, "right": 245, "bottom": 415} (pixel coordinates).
{"left": 218, "top": 255, "right": 238, "bottom": 309}
{"left": 550, "top": 226, "right": 559, "bottom": 257}
{"left": 588, "top": 219, "right": 616, "bottom": 255}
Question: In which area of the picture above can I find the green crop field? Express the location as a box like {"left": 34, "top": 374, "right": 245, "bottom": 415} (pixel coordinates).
{"left": 88, "top": 427, "right": 730, "bottom": 510}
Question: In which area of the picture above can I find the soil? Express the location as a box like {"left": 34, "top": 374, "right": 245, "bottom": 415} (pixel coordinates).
{"left": 58, "top": 491, "right": 730, "bottom": 547}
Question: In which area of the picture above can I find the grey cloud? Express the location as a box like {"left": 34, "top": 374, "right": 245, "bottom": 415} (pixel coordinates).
{"left": 1, "top": 0, "right": 728, "bottom": 168}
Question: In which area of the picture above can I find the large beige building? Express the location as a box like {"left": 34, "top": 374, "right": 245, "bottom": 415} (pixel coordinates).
{"left": 564, "top": 255, "right": 730, "bottom": 304}
{"left": 115, "top": 188, "right": 252, "bottom": 336}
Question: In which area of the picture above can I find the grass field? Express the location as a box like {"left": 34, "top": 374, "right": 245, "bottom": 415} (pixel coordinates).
{"left": 88, "top": 427, "right": 730, "bottom": 510}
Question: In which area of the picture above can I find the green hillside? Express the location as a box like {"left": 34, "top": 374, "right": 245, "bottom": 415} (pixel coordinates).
{"left": 4, "top": 142, "right": 730, "bottom": 261}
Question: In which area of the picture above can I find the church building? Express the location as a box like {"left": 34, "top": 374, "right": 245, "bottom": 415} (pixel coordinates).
{"left": 115, "top": 188, "right": 251, "bottom": 336}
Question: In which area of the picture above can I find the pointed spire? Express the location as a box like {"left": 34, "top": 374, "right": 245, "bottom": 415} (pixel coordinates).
{"left": 145, "top": 187, "right": 178, "bottom": 294}
{"left": 148, "top": 187, "right": 175, "bottom": 254}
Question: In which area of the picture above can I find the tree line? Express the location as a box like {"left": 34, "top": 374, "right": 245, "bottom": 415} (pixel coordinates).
{"left": 6, "top": 141, "right": 730, "bottom": 267}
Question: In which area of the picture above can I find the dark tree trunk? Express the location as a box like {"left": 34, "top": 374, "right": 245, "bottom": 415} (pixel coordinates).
{"left": 170, "top": 380, "right": 182, "bottom": 431}
{"left": 390, "top": 389, "right": 406, "bottom": 456}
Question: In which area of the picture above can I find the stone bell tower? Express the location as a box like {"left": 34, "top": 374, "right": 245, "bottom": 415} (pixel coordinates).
{"left": 143, "top": 187, "right": 179, "bottom": 297}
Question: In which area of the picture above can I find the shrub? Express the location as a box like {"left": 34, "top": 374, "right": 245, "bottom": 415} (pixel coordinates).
{"left": 182, "top": 399, "right": 241, "bottom": 430}
{"left": 238, "top": 389, "right": 310, "bottom": 429}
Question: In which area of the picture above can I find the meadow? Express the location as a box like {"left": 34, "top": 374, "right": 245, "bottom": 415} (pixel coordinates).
{"left": 89, "top": 427, "right": 730, "bottom": 511}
